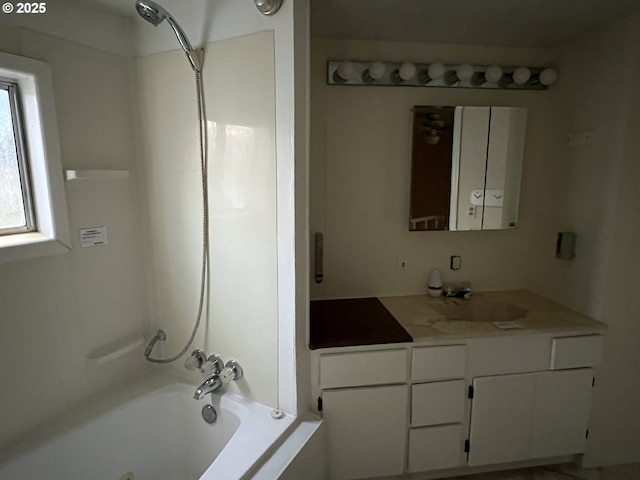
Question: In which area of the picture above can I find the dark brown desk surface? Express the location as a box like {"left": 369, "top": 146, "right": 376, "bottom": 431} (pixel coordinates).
{"left": 309, "top": 297, "right": 412, "bottom": 349}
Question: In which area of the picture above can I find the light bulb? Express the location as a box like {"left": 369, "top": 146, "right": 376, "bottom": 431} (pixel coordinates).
{"left": 336, "top": 61, "right": 354, "bottom": 81}
{"left": 485, "top": 65, "right": 503, "bottom": 83}
{"left": 539, "top": 68, "right": 558, "bottom": 86}
{"left": 513, "top": 66, "right": 531, "bottom": 84}
{"left": 456, "top": 64, "right": 474, "bottom": 81}
{"left": 427, "top": 62, "right": 445, "bottom": 80}
{"left": 368, "top": 61, "right": 385, "bottom": 80}
{"left": 399, "top": 62, "right": 417, "bottom": 81}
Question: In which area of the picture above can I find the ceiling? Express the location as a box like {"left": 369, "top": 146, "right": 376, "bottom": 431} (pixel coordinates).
{"left": 310, "top": 0, "right": 640, "bottom": 48}
{"left": 80, "top": 0, "right": 640, "bottom": 48}
{"left": 78, "top": 0, "right": 134, "bottom": 16}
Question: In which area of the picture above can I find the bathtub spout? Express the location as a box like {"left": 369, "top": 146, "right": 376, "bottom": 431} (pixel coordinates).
{"left": 194, "top": 375, "right": 223, "bottom": 400}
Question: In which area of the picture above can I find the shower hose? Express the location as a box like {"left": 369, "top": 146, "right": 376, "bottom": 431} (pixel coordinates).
{"left": 145, "top": 69, "right": 209, "bottom": 363}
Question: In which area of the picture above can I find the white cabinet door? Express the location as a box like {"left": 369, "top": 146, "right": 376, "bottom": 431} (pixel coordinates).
{"left": 530, "top": 368, "right": 594, "bottom": 458}
{"left": 467, "top": 373, "right": 536, "bottom": 466}
{"left": 323, "top": 385, "right": 408, "bottom": 480}
{"left": 468, "top": 369, "right": 595, "bottom": 466}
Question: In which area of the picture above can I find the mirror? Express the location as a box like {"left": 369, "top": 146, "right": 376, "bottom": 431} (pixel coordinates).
{"left": 409, "top": 106, "right": 527, "bottom": 231}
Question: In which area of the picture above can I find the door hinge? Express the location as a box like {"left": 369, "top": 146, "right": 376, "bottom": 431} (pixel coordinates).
{"left": 592, "top": 377, "right": 596, "bottom": 387}
{"left": 464, "top": 439, "right": 470, "bottom": 453}
{"left": 468, "top": 385, "right": 474, "bottom": 399}
{"left": 317, "top": 396, "right": 323, "bottom": 412}
{"left": 586, "top": 429, "right": 589, "bottom": 439}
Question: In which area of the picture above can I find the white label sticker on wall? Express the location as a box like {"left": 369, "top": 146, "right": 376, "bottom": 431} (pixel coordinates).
{"left": 80, "top": 226, "right": 108, "bottom": 247}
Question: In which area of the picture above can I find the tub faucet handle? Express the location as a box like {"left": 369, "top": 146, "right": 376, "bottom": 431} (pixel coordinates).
{"left": 185, "top": 349, "right": 207, "bottom": 371}
{"left": 220, "top": 359, "right": 243, "bottom": 382}
{"left": 202, "top": 354, "right": 224, "bottom": 375}
{"left": 185, "top": 350, "right": 225, "bottom": 374}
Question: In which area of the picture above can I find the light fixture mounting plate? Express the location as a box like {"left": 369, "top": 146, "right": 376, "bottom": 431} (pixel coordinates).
{"left": 255, "top": 0, "right": 283, "bottom": 16}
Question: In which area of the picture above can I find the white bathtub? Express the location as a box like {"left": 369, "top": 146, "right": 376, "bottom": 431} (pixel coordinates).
{"left": 0, "top": 373, "right": 295, "bottom": 480}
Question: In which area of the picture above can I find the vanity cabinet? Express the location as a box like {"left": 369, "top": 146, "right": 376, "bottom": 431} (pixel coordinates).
{"left": 314, "top": 333, "right": 603, "bottom": 480}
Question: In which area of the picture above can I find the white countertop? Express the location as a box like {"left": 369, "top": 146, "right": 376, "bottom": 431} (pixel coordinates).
{"left": 379, "top": 290, "right": 606, "bottom": 342}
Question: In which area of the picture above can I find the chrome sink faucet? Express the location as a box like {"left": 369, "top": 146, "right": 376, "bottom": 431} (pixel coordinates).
{"left": 185, "top": 350, "right": 243, "bottom": 400}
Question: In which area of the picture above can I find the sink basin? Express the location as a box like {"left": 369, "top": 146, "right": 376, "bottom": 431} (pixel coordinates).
{"left": 431, "top": 298, "right": 527, "bottom": 322}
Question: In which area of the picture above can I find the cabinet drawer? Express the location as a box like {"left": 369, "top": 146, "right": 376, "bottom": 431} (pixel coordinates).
{"left": 408, "top": 424, "right": 464, "bottom": 472}
{"left": 320, "top": 349, "right": 407, "bottom": 389}
{"left": 412, "top": 345, "right": 466, "bottom": 381}
{"left": 411, "top": 380, "right": 466, "bottom": 427}
{"left": 550, "top": 335, "right": 603, "bottom": 370}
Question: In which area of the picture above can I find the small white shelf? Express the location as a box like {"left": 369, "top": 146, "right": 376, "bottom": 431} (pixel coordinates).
{"left": 85, "top": 334, "right": 143, "bottom": 365}
{"left": 65, "top": 170, "right": 130, "bottom": 181}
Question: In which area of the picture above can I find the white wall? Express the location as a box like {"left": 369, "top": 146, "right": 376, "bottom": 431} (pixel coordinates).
{"left": 134, "top": 31, "right": 279, "bottom": 407}
{"left": 310, "top": 38, "right": 559, "bottom": 299}
{"left": 133, "top": 0, "right": 310, "bottom": 415}
{"left": 0, "top": 0, "right": 133, "bottom": 57}
{"left": 530, "top": 11, "right": 640, "bottom": 466}
{"left": 0, "top": 25, "right": 146, "bottom": 447}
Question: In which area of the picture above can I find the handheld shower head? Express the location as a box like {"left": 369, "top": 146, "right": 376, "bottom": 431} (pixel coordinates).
{"left": 135, "top": 0, "right": 202, "bottom": 72}
{"left": 136, "top": 0, "right": 166, "bottom": 26}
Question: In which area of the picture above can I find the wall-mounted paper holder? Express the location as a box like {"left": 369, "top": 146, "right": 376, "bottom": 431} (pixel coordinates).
{"left": 315, "top": 232, "right": 324, "bottom": 284}
{"left": 556, "top": 232, "right": 576, "bottom": 260}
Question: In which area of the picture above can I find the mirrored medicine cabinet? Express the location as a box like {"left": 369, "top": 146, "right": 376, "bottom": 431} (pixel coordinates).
{"left": 409, "top": 105, "right": 527, "bottom": 231}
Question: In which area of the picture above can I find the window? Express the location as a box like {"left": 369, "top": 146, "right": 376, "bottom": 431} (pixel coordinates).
{"left": 0, "top": 79, "right": 35, "bottom": 235}
{"left": 0, "top": 52, "right": 70, "bottom": 263}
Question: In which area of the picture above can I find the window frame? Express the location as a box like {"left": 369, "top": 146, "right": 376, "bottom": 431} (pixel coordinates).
{"left": 0, "top": 77, "right": 36, "bottom": 235}
{"left": 0, "top": 52, "right": 71, "bottom": 263}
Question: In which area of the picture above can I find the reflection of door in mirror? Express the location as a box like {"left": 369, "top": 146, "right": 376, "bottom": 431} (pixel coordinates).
{"left": 483, "top": 107, "right": 526, "bottom": 230}
{"left": 409, "top": 106, "right": 455, "bottom": 231}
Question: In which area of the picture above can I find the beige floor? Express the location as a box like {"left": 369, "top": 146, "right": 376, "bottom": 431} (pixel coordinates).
{"left": 450, "top": 463, "right": 640, "bottom": 479}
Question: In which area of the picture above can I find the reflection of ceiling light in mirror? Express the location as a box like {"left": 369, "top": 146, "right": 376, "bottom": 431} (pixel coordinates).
{"left": 425, "top": 128, "right": 440, "bottom": 145}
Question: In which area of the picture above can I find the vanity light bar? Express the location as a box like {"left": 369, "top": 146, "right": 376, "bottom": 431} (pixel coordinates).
{"left": 327, "top": 61, "right": 558, "bottom": 90}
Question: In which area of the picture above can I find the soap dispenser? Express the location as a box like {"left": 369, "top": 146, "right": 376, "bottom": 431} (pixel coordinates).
{"left": 427, "top": 269, "right": 443, "bottom": 297}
